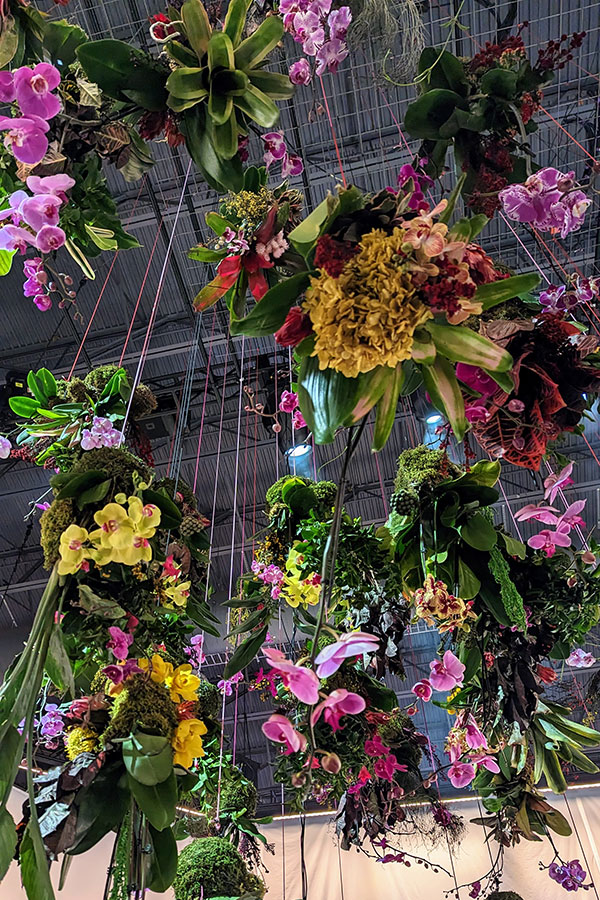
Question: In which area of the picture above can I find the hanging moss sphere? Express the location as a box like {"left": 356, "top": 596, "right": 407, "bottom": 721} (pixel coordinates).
{"left": 173, "top": 836, "right": 264, "bottom": 900}
{"left": 195, "top": 678, "right": 222, "bottom": 722}
{"left": 219, "top": 770, "right": 258, "bottom": 816}
{"left": 393, "top": 445, "right": 461, "bottom": 495}
{"left": 487, "top": 893, "right": 525, "bottom": 900}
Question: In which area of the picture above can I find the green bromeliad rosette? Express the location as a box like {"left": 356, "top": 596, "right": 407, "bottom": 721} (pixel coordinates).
{"left": 203, "top": 175, "right": 538, "bottom": 449}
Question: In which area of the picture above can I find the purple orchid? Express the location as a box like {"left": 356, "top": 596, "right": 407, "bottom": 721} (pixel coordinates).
{"left": 27, "top": 173, "right": 75, "bottom": 200}
{"left": 23, "top": 257, "right": 48, "bottom": 297}
{"left": 81, "top": 416, "right": 124, "bottom": 450}
{"left": 281, "top": 151, "right": 304, "bottom": 177}
{"left": 33, "top": 293, "right": 52, "bottom": 311}
{"left": 455, "top": 362, "right": 498, "bottom": 397}
{"left": 556, "top": 499, "right": 586, "bottom": 532}
{"left": 106, "top": 626, "right": 133, "bottom": 661}
{"left": 35, "top": 224, "right": 66, "bottom": 253}
{"left": 429, "top": 650, "right": 465, "bottom": 691}
{"left": 0, "top": 115, "right": 50, "bottom": 165}
{"left": 289, "top": 58, "right": 312, "bottom": 84}
{"left": 279, "top": 390, "right": 299, "bottom": 413}
{"left": 315, "top": 38, "right": 348, "bottom": 75}
{"left": 292, "top": 409, "right": 307, "bottom": 429}
{"left": 0, "top": 224, "right": 35, "bottom": 253}
{"left": 567, "top": 648, "right": 596, "bottom": 668}
{"left": 0, "top": 190, "right": 29, "bottom": 225}
{"left": 0, "top": 437, "right": 11, "bottom": 459}
{"left": 14, "top": 63, "right": 61, "bottom": 120}
{"left": 217, "top": 671, "right": 243, "bottom": 696}
{"left": 40, "top": 703, "right": 65, "bottom": 738}
{"left": 499, "top": 167, "right": 590, "bottom": 239}
{"left": 327, "top": 6, "right": 351, "bottom": 40}
{"left": 21, "top": 193, "right": 63, "bottom": 230}
{"left": 261, "top": 131, "right": 287, "bottom": 167}
{"left": 0, "top": 71, "right": 15, "bottom": 103}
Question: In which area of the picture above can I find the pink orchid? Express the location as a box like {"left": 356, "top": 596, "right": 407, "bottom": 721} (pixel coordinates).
{"left": 514, "top": 503, "right": 560, "bottom": 524}
{"left": 261, "top": 131, "right": 287, "bottom": 166}
{"left": 310, "top": 688, "right": 365, "bottom": 731}
{"left": 528, "top": 528, "right": 571, "bottom": 557}
{"left": 27, "top": 173, "right": 75, "bottom": 199}
{"left": 555, "top": 499, "right": 586, "bottom": 532}
{"left": 327, "top": 6, "right": 351, "bottom": 40}
{"left": 447, "top": 760, "right": 476, "bottom": 789}
{"left": 289, "top": 58, "right": 312, "bottom": 85}
{"left": 462, "top": 713, "right": 488, "bottom": 750}
{"left": 0, "top": 71, "right": 15, "bottom": 103}
{"left": 364, "top": 733, "right": 390, "bottom": 757}
{"left": 263, "top": 647, "right": 320, "bottom": 704}
{"left": 544, "top": 462, "right": 574, "bottom": 504}
{"left": 455, "top": 363, "right": 498, "bottom": 397}
{"left": 429, "top": 650, "right": 465, "bottom": 692}
{"left": 411, "top": 679, "right": 433, "bottom": 702}
{"left": 279, "top": 390, "right": 299, "bottom": 413}
{"left": 292, "top": 409, "right": 307, "bottom": 430}
{"left": 20, "top": 193, "right": 62, "bottom": 230}
{"left": 374, "top": 753, "right": 408, "bottom": 782}
{"left": 567, "top": 648, "right": 596, "bottom": 668}
{"left": 262, "top": 713, "right": 307, "bottom": 754}
{"left": 35, "top": 224, "right": 66, "bottom": 252}
{"left": 0, "top": 189, "right": 28, "bottom": 225}
{"left": 14, "top": 63, "right": 61, "bottom": 119}
{"left": 281, "top": 152, "right": 304, "bottom": 177}
{"left": 314, "top": 631, "right": 379, "bottom": 678}
{"left": 315, "top": 38, "right": 348, "bottom": 75}
{"left": 106, "top": 626, "right": 133, "bottom": 661}
{"left": 0, "top": 224, "right": 35, "bottom": 253}
{"left": 471, "top": 752, "right": 500, "bottom": 774}
{"left": 0, "top": 114, "right": 49, "bottom": 164}
{"left": 465, "top": 403, "right": 490, "bottom": 423}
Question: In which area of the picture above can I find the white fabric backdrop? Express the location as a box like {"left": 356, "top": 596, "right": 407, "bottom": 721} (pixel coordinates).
{"left": 4, "top": 787, "right": 600, "bottom": 899}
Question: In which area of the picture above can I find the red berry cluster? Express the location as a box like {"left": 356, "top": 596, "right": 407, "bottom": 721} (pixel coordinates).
{"left": 535, "top": 32, "right": 586, "bottom": 72}
{"left": 466, "top": 165, "right": 508, "bottom": 217}
{"left": 313, "top": 234, "right": 359, "bottom": 277}
{"left": 467, "top": 30, "right": 527, "bottom": 74}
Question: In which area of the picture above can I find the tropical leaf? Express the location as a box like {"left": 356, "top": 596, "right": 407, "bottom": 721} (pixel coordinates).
{"left": 427, "top": 322, "right": 513, "bottom": 371}
{"left": 372, "top": 364, "right": 404, "bottom": 451}
{"left": 474, "top": 273, "right": 540, "bottom": 310}
{"left": 421, "top": 357, "right": 467, "bottom": 440}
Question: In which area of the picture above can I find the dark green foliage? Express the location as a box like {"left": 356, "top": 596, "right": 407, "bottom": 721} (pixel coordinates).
{"left": 195, "top": 678, "right": 222, "bottom": 723}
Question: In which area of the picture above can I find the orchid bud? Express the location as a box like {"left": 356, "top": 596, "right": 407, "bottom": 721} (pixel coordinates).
{"left": 291, "top": 772, "right": 306, "bottom": 787}
{"left": 321, "top": 752, "right": 341, "bottom": 774}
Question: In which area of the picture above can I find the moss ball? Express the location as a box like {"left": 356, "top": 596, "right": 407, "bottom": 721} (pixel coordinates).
{"left": 195, "top": 678, "right": 222, "bottom": 722}
{"left": 173, "top": 837, "right": 262, "bottom": 900}
{"left": 394, "top": 446, "right": 461, "bottom": 495}
{"left": 102, "top": 675, "right": 179, "bottom": 744}
{"left": 40, "top": 497, "right": 74, "bottom": 568}
{"left": 82, "top": 365, "right": 157, "bottom": 419}
{"left": 69, "top": 446, "right": 152, "bottom": 496}
{"left": 487, "top": 893, "right": 524, "bottom": 900}
{"left": 378, "top": 710, "right": 423, "bottom": 768}
{"left": 219, "top": 770, "right": 258, "bottom": 816}
{"left": 154, "top": 476, "right": 197, "bottom": 510}
{"left": 264, "top": 476, "right": 338, "bottom": 520}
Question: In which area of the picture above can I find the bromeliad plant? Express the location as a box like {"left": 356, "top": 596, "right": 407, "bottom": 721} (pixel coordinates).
{"left": 203, "top": 176, "right": 538, "bottom": 449}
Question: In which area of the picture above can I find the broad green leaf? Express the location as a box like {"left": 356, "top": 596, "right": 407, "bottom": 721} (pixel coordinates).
{"left": 165, "top": 66, "right": 207, "bottom": 100}
{"left": 206, "top": 212, "right": 234, "bottom": 235}
{"left": 213, "top": 110, "right": 238, "bottom": 158}
{"left": 9, "top": 395, "right": 39, "bottom": 417}
{"left": 223, "top": 624, "right": 268, "bottom": 678}
{"left": 488, "top": 369, "right": 514, "bottom": 393}
{"left": 78, "top": 584, "right": 125, "bottom": 618}
{"left": 0, "top": 15, "right": 18, "bottom": 68}
{"left": 418, "top": 47, "right": 469, "bottom": 95}
{"left": 231, "top": 272, "right": 311, "bottom": 336}
{"left": 45, "top": 625, "right": 75, "bottom": 696}
{"left": 180, "top": 105, "right": 244, "bottom": 192}
{"left": 480, "top": 67, "right": 519, "bottom": 99}
{"left": 404, "top": 88, "right": 462, "bottom": 141}
{"left": 36, "top": 369, "right": 57, "bottom": 399}
{"left": 188, "top": 246, "right": 228, "bottom": 263}
{"left": 166, "top": 39, "right": 199, "bottom": 68}
{"left": 20, "top": 822, "right": 55, "bottom": 900}
{"left": 234, "top": 15, "right": 284, "bottom": 70}
{"left": 182, "top": 0, "right": 212, "bottom": 58}
{"left": 460, "top": 512, "right": 497, "bottom": 550}
{"left": 0, "top": 248, "right": 15, "bottom": 276}
{"left": 347, "top": 366, "right": 393, "bottom": 425}
{"left": 223, "top": 0, "right": 248, "bottom": 46}
{"left": 44, "top": 20, "right": 87, "bottom": 66}
{"left": 0, "top": 808, "right": 16, "bottom": 882}
{"left": 0, "top": 726, "right": 24, "bottom": 820}
{"left": 289, "top": 186, "right": 364, "bottom": 259}
{"left": 227, "top": 606, "right": 269, "bottom": 637}
{"left": 141, "top": 488, "right": 181, "bottom": 529}
{"left": 27, "top": 370, "right": 48, "bottom": 404}
{"left": 466, "top": 459, "right": 501, "bottom": 487}
{"left": 372, "top": 364, "right": 404, "bottom": 451}
{"left": 247, "top": 69, "right": 295, "bottom": 99}
{"left": 55, "top": 471, "right": 108, "bottom": 500}
{"left": 411, "top": 331, "right": 436, "bottom": 364}
{"left": 474, "top": 273, "right": 540, "bottom": 310}
{"left": 427, "top": 322, "right": 513, "bottom": 372}
{"left": 209, "top": 89, "right": 234, "bottom": 126}
{"left": 437, "top": 171, "right": 466, "bottom": 224}
{"left": 500, "top": 531, "right": 526, "bottom": 559}
{"left": 421, "top": 356, "right": 467, "bottom": 441}
{"left": 234, "top": 83, "right": 279, "bottom": 128}
{"left": 208, "top": 31, "right": 235, "bottom": 70}
{"left": 128, "top": 772, "right": 177, "bottom": 831}
{"left": 76, "top": 40, "right": 168, "bottom": 110}
{"left": 147, "top": 824, "right": 178, "bottom": 892}
{"left": 543, "top": 808, "right": 572, "bottom": 837}
{"left": 297, "top": 357, "right": 362, "bottom": 444}
{"left": 457, "top": 556, "right": 480, "bottom": 599}
{"left": 122, "top": 732, "right": 173, "bottom": 786}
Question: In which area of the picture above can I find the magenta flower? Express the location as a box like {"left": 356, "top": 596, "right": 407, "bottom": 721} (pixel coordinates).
{"left": 106, "top": 626, "right": 133, "bottom": 661}
{"left": 0, "top": 115, "right": 49, "bottom": 164}
{"left": 471, "top": 752, "right": 500, "bottom": 774}
{"left": 35, "top": 224, "right": 66, "bottom": 253}
{"left": 567, "top": 648, "right": 596, "bottom": 668}
{"left": 0, "top": 224, "right": 35, "bottom": 253}
{"left": 23, "top": 257, "right": 48, "bottom": 297}
{"left": 374, "top": 752, "right": 408, "bottom": 782}
{"left": 292, "top": 409, "right": 307, "bottom": 430}
{"left": 544, "top": 462, "right": 574, "bottom": 503}
{"left": 555, "top": 499, "right": 586, "bottom": 532}
{"left": 21, "top": 193, "right": 62, "bottom": 230}
{"left": 548, "top": 859, "right": 589, "bottom": 891}
{"left": 364, "top": 733, "right": 390, "bottom": 757}
{"left": 327, "top": 6, "right": 351, "bottom": 39}
{"left": 309, "top": 0, "right": 332, "bottom": 15}
{"left": 33, "top": 293, "right": 52, "bottom": 311}
{"left": 314, "top": 631, "right": 379, "bottom": 678}
{"left": 528, "top": 528, "right": 571, "bottom": 557}
{"left": 0, "top": 437, "right": 11, "bottom": 459}
{"left": 315, "top": 38, "right": 348, "bottom": 75}
{"left": 310, "top": 688, "right": 366, "bottom": 731}
{"left": 465, "top": 403, "right": 489, "bottom": 423}
{"left": 0, "top": 71, "right": 15, "bottom": 103}
{"left": 217, "top": 671, "right": 243, "bottom": 696}
{"left": 514, "top": 503, "right": 559, "bottom": 524}
{"left": 263, "top": 646, "right": 320, "bottom": 704}
{"left": 429, "top": 650, "right": 465, "bottom": 691}
{"left": 289, "top": 58, "right": 312, "bottom": 85}
{"left": 462, "top": 714, "right": 487, "bottom": 750}
{"left": 576, "top": 276, "right": 599, "bottom": 303}
{"left": 411, "top": 679, "right": 433, "bottom": 702}
{"left": 499, "top": 168, "right": 590, "bottom": 239}
{"left": 14, "top": 63, "right": 61, "bottom": 119}
{"left": 447, "top": 760, "right": 476, "bottom": 789}
{"left": 279, "top": 390, "right": 299, "bottom": 413}
{"left": 102, "top": 664, "right": 125, "bottom": 684}
{"left": 455, "top": 363, "right": 497, "bottom": 397}
{"left": 27, "top": 173, "right": 75, "bottom": 200}
{"left": 261, "top": 131, "right": 287, "bottom": 168}
{"left": 281, "top": 152, "right": 304, "bottom": 177}
{"left": 262, "top": 713, "right": 307, "bottom": 754}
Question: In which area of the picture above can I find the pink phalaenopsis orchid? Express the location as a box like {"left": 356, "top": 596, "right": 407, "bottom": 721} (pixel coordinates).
{"left": 14, "top": 63, "right": 61, "bottom": 119}
{"left": 263, "top": 647, "right": 320, "bottom": 704}
{"left": 314, "top": 631, "right": 379, "bottom": 678}
{"left": 567, "top": 648, "right": 596, "bottom": 668}
{"left": 411, "top": 679, "right": 433, "bottom": 702}
{"left": 461, "top": 713, "right": 488, "bottom": 751}
{"left": 447, "top": 760, "right": 476, "bottom": 789}
{"left": 374, "top": 753, "right": 408, "bottom": 782}
{"left": 262, "top": 713, "right": 307, "bottom": 754}
{"left": 310, "top": 688, "right": 366, "bottom": 731}
{"left": 106, "top": 626, "right": 133, "bottom": 661}
{"left": 0, "top": 115, "right": 49, "bottom": 165}
{"left": 544, "top": 462, "right": 574, "bottom": 504}
{"left": 514, "top": 503, "right": 560, "bottom": 525}
{"left": 528, "top": 528, "right": 572, "bottom": 557}
{"left": 429, "top": 650, "right": 465, "bottom": 692}
{"left": 279, "top": 390, "right": 299, "bottom": 413}
{"left": 555, "top": 499, "right": 586, "bottom": 532}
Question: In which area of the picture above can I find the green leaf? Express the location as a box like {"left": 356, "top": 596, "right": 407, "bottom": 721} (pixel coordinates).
{"left": 488, "top": 369, "right": 515, "bottom": 393}
{"left": 147, "top": 824, "right": 178, "bottom": 892}
{"left": 0, "top": 726, "right": 24, "bottom": 815}
{"left": 234, "top": 83, "right": 279, "bottom": 128}
{"left": 460, "top": 512, "right": 498, "bottom": 550}
{"left": 27, "top": 370, "right": 48, "bottom": 405}
{"left": 166, "top": 66, "right": 207, "bottom": 100}
{"left": 36, "top": 369, "right": 57, "bottom": 399}
{"left": 227, "top": 606, "right": 269, "bottom": 637}
{"left": 65, "top": 239, "right": 96, "bottom": 281}
{"left": 188, "top": 246, "right": 228, "bottom": 263}
{"left": 289, "top": 186, "right": 364, "bottom": 259}
{"left": 247, "top": 69, "right": 294, "bottom": 99}
{"left": 122, "top": 732, "right": 174, "bottom": 786}
{"left": 180, "top": 105, "right": 244, "bottom": 192}
{"left": 297, "top": 357, "right": 361, "bottom": 444}
{"left": 223, "top": 0, "right": 248, "bottom": 46}
{"left": 76, "top": 478, "right": 112, "bottom": 509}
{"left": 438, "top": 172, "right": 467, "bottom": 225}
{"left": 372, "top": 364, "right": 404, "bottom": 451}
{"left": 182, "top": 0, "right": 212, "bottom": 58}
{"left": 427, "top": 322, "right": 513, "bottom": 372}
{"left": 0, "top": 808, "right": 16, "bottom": 883}
{"left": 206, "top": 212, "right": 233, "bottom": 235}
{"left": 20, "top": 821, "right": 55, "bottom": 900}
{"left": 0, "top": 248, "right": 15, "bottom": 276}
{"left": 480, "top": 67, "right": 519, "bottom": 99}
{"left": 231, "top": 272, "right": 311, "bottom": 336}
{"left": 77, "top": 584, "right": 126, "bottom": 618}
{"left": 128, "top": 772, "right": 177, "bottom": 831}
{"left": 411, "top": 331, "right": 436, "bottom": 364}
{"left": 500, "top": 531, "right": 526, "bottom": 559}
{"left": 45, "top": 625, "right": 75, "bottom": 696}
{"left": 542, "top": 747, "right": 567, "bottom": 793}
{"left": 404, "top": 88, "right": 462, "bottom": 140}
{"left": 234, "top": 15, "right": 284, "bottom": 70}
{"left": 458, "top": 557, "right": 480, "bottom": 599}
{"left": 208, "top": 31, "right": 235, "bottom": 70}
{"left": 76, "top": 40, "right": 168, "bottom": 110}
{"left": 44, "top": 20, "right": 88, "bottom": 65}
{"left": 465, "top": 459, "right": 501, "bottom": 487}
{"left": 55, "top": 471, "right": 108, "bottom": 501}
{"left": 9, "top": 394, "right": 39, "bottom": 417}
{"left": 213, "top": 110, "right": 238, "bottom": 158}
{"left": 543, "top": 808, "right": 572, "bottom": 837}
{"left": 223, "top": 624, "right": 268, "bottom": 678}
{"left": 474, "top": 273, "right": 540, "bottom": 310}
{"left": 142, "top": 488, "right": 182, "bottom": 530}
{"left": 418, "top": 47, "right": 469, "bottom": 95}
{"left": 421, "top": 356, "right": 467, "bottom": 441}
{"left": 0, "top": 15, "right": 18, "bottom": 68}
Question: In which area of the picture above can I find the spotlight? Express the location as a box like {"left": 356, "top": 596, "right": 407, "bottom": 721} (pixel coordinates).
{"left": 425, "top": 413, "right": 443, "bottom": 425}
{"left": 285, "top": 442, "right": 313, "bottom": 477}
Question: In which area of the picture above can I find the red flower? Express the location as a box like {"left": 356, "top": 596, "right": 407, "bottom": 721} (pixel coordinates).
{"left": 177, "top": 701, "right": 197, "bottom": 721}
{"left": 149, "top": 12, "right": 177, "bottom": 40}
{"left": 314, "top": 234, "right": 359, "bottom": 277}
{"left": 274, "top": 306, "right": 313, "bottom": 347}
{"left": 536, "top": 664, "right": 557, "bottom": 684}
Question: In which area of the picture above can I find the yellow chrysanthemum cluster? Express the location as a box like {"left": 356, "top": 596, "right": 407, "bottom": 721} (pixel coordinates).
{"left": 280, "top": 545, "right": 321, "bottom": 609}
{"left": 57, "top": 495, "right": 161, "bottom": 575}
{"left": 304, "top": 228, "right": 432, "bottom": 379}
{"left": 137, "top": 654, "right": 207, "bottom": 769}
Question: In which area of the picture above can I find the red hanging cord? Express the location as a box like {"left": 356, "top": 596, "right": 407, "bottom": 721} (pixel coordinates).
{"left": 319, "top": 74, "right": 347, "bottom": 187}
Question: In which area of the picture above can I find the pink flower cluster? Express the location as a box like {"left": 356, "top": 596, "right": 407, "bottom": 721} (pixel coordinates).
{"left": 539, "top": 277, "right": 600, "bottom": 314}
{"left": 184, "top": 633, "right": 205, "bottom": 669}
{"left": 282, "top": 0, "right": 351, "bottom": 82}
{"left": 363, "top": 731, "right": 408, "bottom": 782}
{"left": 0, "top": 63, "right": 62, "bottom": 164}
{"left": 217, "top": 671, "right": 244, "bottom": 696}
{"left": 81, "top": 416, "right": 124, "bottom": 451}
{"left": 251, "top": 559, "right": 285, "bottom": 599}
{"left": 548, "top": 859, "right": 591, "bottom": 892}
{"left": 445, "top": 711, "right": 499, "bottom": 789}
{"left": 515, "top": 463, "right": 586, "bottom": 557}
{"left": 261, "top": 132, "right": 304, "bottom": 178}
{"left": 279, "top": 390, "right": 307, "bottom": 430}
{"left": 499, "top": 167, "right": 590, "bottom": 239}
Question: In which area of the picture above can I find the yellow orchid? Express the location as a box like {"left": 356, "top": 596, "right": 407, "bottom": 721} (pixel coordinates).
{"left": 138, "top": 653, "right": 174, "bottom": 685}
{"left": 161, "top": 577, "right": 191, "bottom": 609}
{"left": 93, "top": 502, "right": 136, "bottom": 550}
{"left": 280, "top": 546, "right": 321, "bottom": 608}
{"left": 57, "top": 524, "right": 90, "bottom": 575}
{"left": 168, "top": 664, "right": 201, "bottom": 703}
{"left": 127, "top": 496, "right": 161, "bottom": 537}
{"left": 172, "top": 718, "right": 207, "bottom": 768}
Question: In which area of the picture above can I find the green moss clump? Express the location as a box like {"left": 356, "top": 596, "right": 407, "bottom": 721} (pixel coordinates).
{"left": 195, "top": 678, "right": 222, "bottom": 722}
{"left": 129, "top": 382, "right": 158, "bottom": 420}
{"left": 40, "top": 498, "right": 74, "bottom": 568}
{"left": 265, "top": 476, "right": 338, "bottom": 520}
{"left": 394, "top": 446, "right": 461, "bottom": 495}
{"left": 154, "top": 476, "right": 197, "bottom": 510}
{"left": 69, "top": 446, "right": 152, "bottom": 495}
{"left": 219, "top": 769, "right": 258, "bottom": 816}
{"left": 173, "top": 837, "right": 264, "bottom": 900}
{"left": 487, "top": 893, "right": 524, "bottom": 900}
{"left": 102, "top": 675, "right": 179, "bottom": 744}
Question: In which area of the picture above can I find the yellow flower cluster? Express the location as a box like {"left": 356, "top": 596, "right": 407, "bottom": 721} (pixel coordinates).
{"left": 304, "top": 228, "right": 432, "bottom": 378}
{"left": 222, "top": 186, "right": 275, "bottom": 233}
{"left": 412, "top": 574, "right": 477, "bottom": 633}
{"left": 280, "top": 545, "right": 321, "bottom": 609}
{"left": 57, "top": 496, "right": 161, "bottom": 575}
{"left": 65, "top": 725, "right": 99, "bottom": 760}
{"left": 159, "top": 563, "right": 191, "bottom": 610}
{"left": 137, "top": 654, "right": 207, "bottom": 769}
